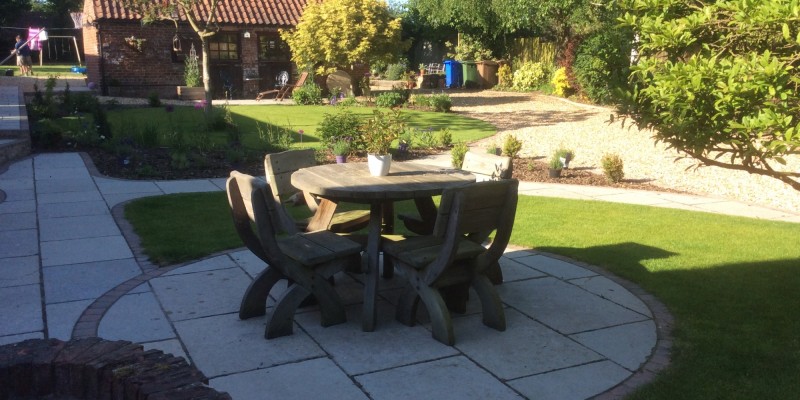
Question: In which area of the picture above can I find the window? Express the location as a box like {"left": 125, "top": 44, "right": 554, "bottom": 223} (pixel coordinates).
{"left": 258, "top": 34, "right": 289, "bottom": 61}
{"left": 209, "top": 33, "right": 238, "bottom": 60}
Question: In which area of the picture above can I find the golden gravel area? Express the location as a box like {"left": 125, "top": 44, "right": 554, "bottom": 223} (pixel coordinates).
{"left": 447, "top": 90, "right": 800, "bottom": 214}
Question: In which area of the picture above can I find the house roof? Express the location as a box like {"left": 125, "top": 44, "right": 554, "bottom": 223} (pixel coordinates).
{"left": 87, "top": 0, "right": 308, "bottom": 26}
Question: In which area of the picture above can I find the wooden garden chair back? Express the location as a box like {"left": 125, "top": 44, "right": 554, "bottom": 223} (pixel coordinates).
{"left": 382, "top": 179, "right": 519, "bottom": 345}
{"left": 256, "top": 71, "right": 308, "bottom": 101}
{"left": 264, "top": 149, "right": 370, "bottom": 232}
{"left": 226, "top": 171, "right": 362, "bottom": 339}
{"left": 398, "top": 151, "right": 512, "bottom": 235}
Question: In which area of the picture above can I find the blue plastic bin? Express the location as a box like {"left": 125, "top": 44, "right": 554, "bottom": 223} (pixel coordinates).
{"left": 444, "top": 60, "right": 462, "bottom": 88}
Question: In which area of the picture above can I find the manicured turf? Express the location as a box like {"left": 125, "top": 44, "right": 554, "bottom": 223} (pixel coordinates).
{"left": 125, "top": 191, "right": 800, "bottom": 399}
{"left": 106, "top": 104, "right": 496, "bottom": 149}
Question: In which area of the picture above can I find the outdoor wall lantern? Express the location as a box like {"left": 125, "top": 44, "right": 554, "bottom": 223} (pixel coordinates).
{"left": 243, "top": 31, "right": 251, "bottom": 39}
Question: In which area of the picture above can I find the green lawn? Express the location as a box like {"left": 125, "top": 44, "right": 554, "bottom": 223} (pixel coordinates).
{"left": 125, "top": 191, "right": 800, "bottom": 399}
{"left": 106, "top": 105, "right": 496, "bottom": 149}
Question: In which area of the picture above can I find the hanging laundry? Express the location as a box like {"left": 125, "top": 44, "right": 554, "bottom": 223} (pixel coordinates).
{"left": 27, "top": 28, "right": 47, "bottom": 51}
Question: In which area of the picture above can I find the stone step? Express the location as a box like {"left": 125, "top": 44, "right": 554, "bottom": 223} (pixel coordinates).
{"left": 0, "top": 137, "right": 30, "bottom": 167}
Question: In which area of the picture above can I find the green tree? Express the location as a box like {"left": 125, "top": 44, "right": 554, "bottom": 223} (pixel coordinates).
{"left": 0, "top": 0, "right": 30, "bottom": 27}
{"left": 120, "top": 0, "right": 220, "bottom": 113}
{"left": 617, "top": 0, "right": 800, "bottom": 190}
{"left": 31, "top": 0, "right": 83, "bottom": 28}
{"left": 282, "top": 0, "right": 407, "bottom": 73}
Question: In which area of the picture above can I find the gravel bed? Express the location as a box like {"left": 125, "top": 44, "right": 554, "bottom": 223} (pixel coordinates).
{"left": 448, "top": 90, "right": 800, "bottom": 214}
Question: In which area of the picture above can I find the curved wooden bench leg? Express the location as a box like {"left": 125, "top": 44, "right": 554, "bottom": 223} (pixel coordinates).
{"left": 418, "top": 285, "right": 455, "bottom": 345}
{"left": 266, "top": 284, "right": 310, "bottom": 339}
{"left": 472, "top": 275, "right": 506, "bottom": 331}
{"left": 240, "top": 266, "right": 284, "bottom": 320}
{"left": 309, "top": 273, "right": 347, "bottom": 327}
{"left": 395, "top": 284, "right": 420, "bottom": 326}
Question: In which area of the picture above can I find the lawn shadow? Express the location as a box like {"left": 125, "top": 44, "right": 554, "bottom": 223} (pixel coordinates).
{"left": 536, "top": 241, "right": 679, "bottom": 274}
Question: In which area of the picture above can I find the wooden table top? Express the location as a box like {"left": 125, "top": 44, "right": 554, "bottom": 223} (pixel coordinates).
{"left": 291, "top": 162, "right": 475, "bottom": 202}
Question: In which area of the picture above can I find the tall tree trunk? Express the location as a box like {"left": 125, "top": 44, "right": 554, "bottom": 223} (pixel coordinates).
{"left": 201, "top": 38, "right": 213, "bottom": 114}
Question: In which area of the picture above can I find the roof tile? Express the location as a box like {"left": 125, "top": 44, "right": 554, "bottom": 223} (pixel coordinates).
{"left": 89, "top": 0, "right": 307, "bottom": 26}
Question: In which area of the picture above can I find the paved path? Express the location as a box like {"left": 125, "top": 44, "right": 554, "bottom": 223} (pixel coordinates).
{"left": 1, "top": 86, "right": 798, "bottom": 399}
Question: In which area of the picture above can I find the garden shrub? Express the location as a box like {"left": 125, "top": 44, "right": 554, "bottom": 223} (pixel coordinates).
{"left": 428, "top": 93, "right": 452, "bottom": 112}
{"left": 451, "top": 141, "right": 468, "bottom": 168}
{"left": 502, "top": 134, "right": 523, "bottom": 158}
{"left": 438, "top": 128, "right": 452, "bottom": 147}
{"left": 292, "top": 83, "right": 323, "bottom": 105}
{"left": 551, "top": 67, "right": 572, "bottom": 97}
{"left": 31, "top": 119, "right": 64, "bottom": 148}
{"left": 415, "top": 127, "right": 438, "bottom": 149}
{"left": 317, "top": 110, "right": 364, "bottom": 150}
{"left": 497, "top": 64, "right": 512, "bottom": 88}
{"left": 376, "top": 91, "right": 405, "bottom": 108}
{"left": 512, "top": 61, "right": 549, "bottom": 91}
{"left": 573, "top": 28, "right": 632, "bottom": 104}
{"left": 147, "top": 92, "right": 161, "bottom": 107}
{"left": 385, "top": 62, "right": 407, "bottom": 80}
{"left": 601, "top": 153, "right": 625, "bottom": 183}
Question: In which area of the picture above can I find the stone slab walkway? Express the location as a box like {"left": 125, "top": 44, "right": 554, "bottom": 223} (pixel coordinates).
{"left": 2, "top": 85, "right": 798, "bottom": 399}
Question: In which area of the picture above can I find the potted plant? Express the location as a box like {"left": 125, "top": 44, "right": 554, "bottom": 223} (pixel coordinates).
{"left": 555, "top": 148, "right": 575, "bottom": 169}
{"left": 361, "top": 109, "right": 405, "bottom": 176}
{"left": 177, "top": 44, "right": 204, "bottom": 100}
{"left": 548, "top": 154, "right": 563, "bottom": 178}
{"left": 331, "top": 139, "right": 350, "bottom": 163}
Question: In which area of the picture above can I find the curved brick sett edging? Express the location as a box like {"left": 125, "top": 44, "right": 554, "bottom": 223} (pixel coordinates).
{"left": 0, "top": 338, "right": 231, "bottom": 400}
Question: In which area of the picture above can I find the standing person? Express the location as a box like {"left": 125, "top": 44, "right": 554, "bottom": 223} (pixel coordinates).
{"left": 12, "top": 35, "right": 33, "bottom": 76}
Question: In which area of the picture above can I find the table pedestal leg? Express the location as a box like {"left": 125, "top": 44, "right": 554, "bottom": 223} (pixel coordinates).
{"left": 362, "top": 202, "right": 382, "bottom": 332}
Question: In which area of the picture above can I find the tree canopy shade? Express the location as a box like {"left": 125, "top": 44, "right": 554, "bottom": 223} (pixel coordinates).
{"left": 120, "top": 0, "right": 221, "bottom": 112}
{"left": 281, "top": 0, "right": 407, "bottom": 72}
{"left": 0, "top": 0, "right": 31, "bottom": 27}
{"left": 617, "top": 0, "right": 800, "bottom": 190}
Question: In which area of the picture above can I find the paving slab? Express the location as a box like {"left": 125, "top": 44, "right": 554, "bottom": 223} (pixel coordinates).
{"left": 0, "top": 255, "right": 40, "bottom": 288}
{"left": 149, "top": 267, "right": 252, "bottom": 321}
{"left": 570, "top": 320, "right": 657, "bottom": 371}
{"left": 0, "top": 177, "right": 34, "bottom": 191}
{"left": 98, "top": 291, "right": 176, "bottom": 342}
{"left": 36, "top": 200, "right": 109, "bottom": 219}
{"left": 0, "top": 228, "right": 38, "bottom": 258}
{"left": 454, "top": 309, "right": 603, "bottom": 380}
{"left": 0, "top": 211, "right": 36, "bottom": 231}
{"left": 40, "top": 235, "right": 133, "bottom": 266}
{"left": 173, "top": 312, "right": 325, "bottom": 378}
{"left": 507, "top": 360, "right": 631, "bottom": 400}
{"left": 162, "top": 254, "right": 239, "bottom": 276}
{"left": 35, "top": 176, "right": 96, "bottom": 194}
{"left": 43, "top": 258, "right": 141, "bottom": 303}
{"left": 94, "top": 177, "right": 161, "bottom": 194}
{"left": 38, "top": 213, "right": 120, "bottom": 241}
{"left": 229, "top": 249, "right": 266, "bottom": 279}
{"left": 46, "top": 299, "right": 92, "bottom": 340}
{"left": 498, "top": 256, "right": 548, "bottom": 282}
{"left": 34, "top": 166, "right": 91, "bottom": 180}
{"left": 516, "top": 254, "right": 598, "bottom": 280}
{"left": 102, "top": 192, "right": 162, "bottom": 208}
{"left": 499, "top": 277, "right": 648, "bottom": 334}
{"left": 570, "top": 275, "right": 652, "bottom": 316}
{"left": 211, "top": 357, "right": 369, "bottom": 400}
{"left": 0, "top": 158, "right": 32, "bottom": 179}
{"left": 155, "top": 179, "right": 221, "bottom": 194}
{"left": 0, "top": 284, "right": 43, "bottom": 336}
{"left": 36, "top": 189, "right": 103, "bottom": 205}
{"left": 33, "top": 153, "right": 86, "bottom": 169}
{"left": 296, "top": 302, "right": 459, "bottom": 376}
{"left": 0, "top": 199, "right": 36, "bottom": 214}
{"left": 3, "top": 188, "right": 34, "bottom": 201}
{"left": 357, "top": 356, "right": 523, "bottom": 400}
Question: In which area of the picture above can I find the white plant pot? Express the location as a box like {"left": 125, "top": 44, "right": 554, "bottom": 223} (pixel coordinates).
{"left": 367, "top": 153, "right": 392, "bottom": 176}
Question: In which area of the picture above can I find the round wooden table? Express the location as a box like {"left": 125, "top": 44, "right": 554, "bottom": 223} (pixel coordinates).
{"left": 292, "top": 162, "right": 474, "bottom": 331}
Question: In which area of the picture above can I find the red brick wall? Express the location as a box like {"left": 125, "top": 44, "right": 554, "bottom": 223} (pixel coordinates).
{"left": 93, "top": 21, "right": 187, "bottom": 98}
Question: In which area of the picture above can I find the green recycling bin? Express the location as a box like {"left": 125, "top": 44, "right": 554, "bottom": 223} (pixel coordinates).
{"left": 461, "top": 61, "right": 479, "bottom": 89}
